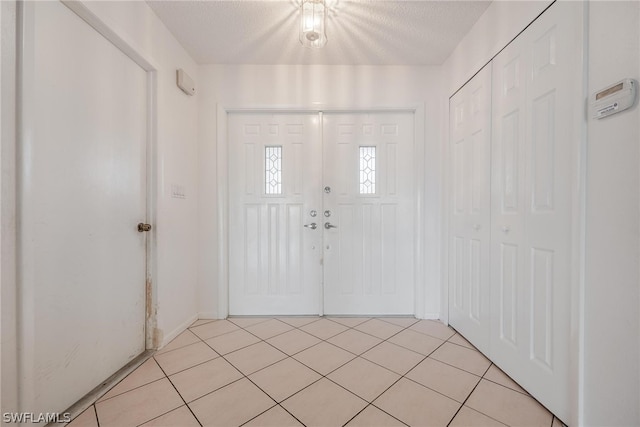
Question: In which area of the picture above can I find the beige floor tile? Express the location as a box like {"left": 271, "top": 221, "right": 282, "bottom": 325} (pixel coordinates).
{"left": 448, "top": 332, "right": 477, "bottom": 350}
{"left": 388, "top": 328, "right": 445, "bottom": 356}
{"left": 190, "top": 320, "right": 240, "bottom": 340}
{"left": 157, "top": 330, "right": 201, "bottom": 354}
{"left": 205, "top": 329, "right": 261, "bottom": 355}
{"left": 68, "top": 406, "right": 98, "bottom": 427}
{"left": 449, "top": 406, "right": 507, "bottom": 427}
{"left": 169, "top": 357, "right": 243, "bottom": 402}
{"left": 409, "top": 319, "right": 456, "bottom": 340}
{"left": 406, "top": 358, "right": 481, "bottom": 402}
{"left": 190, "top": 319, "right": 216, "bottom": 328}
{"left": 95, "top": 378, "right": 183, "bottom": 427}
{"left": 327, "top": 317, "right": 371, "bottom": 328}
{"left": 154, "top": 342, "right": 218, "bottom": 375}
{"left": 245, "top": 319, "right": 294, "bottom": 340}
{"left": 99, "top": 358, "right": 165, "bottom": 401}
{"left": 553, "top": 416, "right": 568, "bottom": 427}
{"left": 281, "top": 378, "right": 367, "bottom": 427}
{"left": 243, "top": 406, "right": 303, "bottom": 427}
{"left": 379, "top": 317, "right": 420, "bottom": 328}
{"left": 374, "top": 378, "right": 460, "bottom": 427}
{"left": 189, "top": 378, "right": 275, "bottom": 427}
{"left": 266, "top": 329, "right": 321, "bottom": 355}
{"left": 354, "top": 319, "right": 404, "bottom": 340}
{"left": 139, "top": 406, "right": 201, "bottom": 427}
{"left": 483, "top": 364, "right": 528, "bottom": 395}
{"left": 345, "top": 405, "right": 406, "bottom": 427}
{"left": 361, "top": 341, "right": 424, "bottom": 375}
{"left": 228, "top": 317, "right": 272, "bottom": 328}
{"left": 430, "top": 342, "right": 491, "bottom": 376}
{"left": 249, "top": 357, "right": 322, "bottom": 402}
{"left": 225, "top": 341, "right": 287, "bottom": 375}
{"left": 277, "top": 317, "right": 321, "bottom": 327}
{"left": 293, "top": 341, "right": 355, "bottom": 375}
{"left": 465, "top": 379, "right": 553, "bottom": 426}
{"left": 327, "top": 329, "right": 383, "bottom": 355}
{"left": 300, "top": 318, "right": 349, "bottom": 339}
{"left": 328, "top": 357, "right": 400, "bottom": 402}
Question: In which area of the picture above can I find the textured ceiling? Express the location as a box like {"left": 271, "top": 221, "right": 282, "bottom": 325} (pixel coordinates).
{"left": 146, "top": 0, "right": 491, "bottom": 65}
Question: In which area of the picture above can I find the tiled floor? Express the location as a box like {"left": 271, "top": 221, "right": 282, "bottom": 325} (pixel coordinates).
{"left": 68, "top": 317, "right": 565, "bottom": 427}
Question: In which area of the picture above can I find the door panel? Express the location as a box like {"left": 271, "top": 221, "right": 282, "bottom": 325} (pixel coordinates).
{"left": 490, "top": 2, "right": 580, "bottom": 421}
{"left": 448, "top": 64, "right": 492, "bottom": 354}
{"left": 228, "top": 113, "right": 322, "bottom": 315}
{"left": 20, "top": 1, "right": 147, "bottom": 413}
{"left": 322, "top": 113, "right": 415, "bottom": 315}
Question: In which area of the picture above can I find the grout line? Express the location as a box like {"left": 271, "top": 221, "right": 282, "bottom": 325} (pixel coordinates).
{"left": 149, "top": 362, "right": 203, "bottom": 427}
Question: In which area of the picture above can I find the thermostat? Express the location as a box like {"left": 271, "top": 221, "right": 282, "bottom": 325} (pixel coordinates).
{"left": 176, "top": 69, "right": 195, "bottom": 96}
{"left": 590, "top": 78, "right": 636, "bottom": 119}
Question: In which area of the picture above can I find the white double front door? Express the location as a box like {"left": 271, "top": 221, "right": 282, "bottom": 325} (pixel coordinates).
{"left": 228, "top": 111, "right": 416, "bottom": 315}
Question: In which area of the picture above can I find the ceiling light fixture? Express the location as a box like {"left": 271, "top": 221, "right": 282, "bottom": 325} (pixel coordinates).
{"left": 300, "top": 0, "right": 327, "bottom": 48}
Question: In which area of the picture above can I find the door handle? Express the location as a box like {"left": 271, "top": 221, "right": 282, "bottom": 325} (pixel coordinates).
{"left": 304, "top": 222, "right": 317, "bottom": 230}
{"left": 137, "top": 223, "right": 152, "bottom": 232}
{"left": 324, "top": 222, "right": 337, "bottom": 229}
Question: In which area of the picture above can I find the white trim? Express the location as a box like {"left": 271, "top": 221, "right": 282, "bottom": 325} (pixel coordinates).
{"left": 216, "top": 104, "right": 426, "bottom": 319}
{"left": 60, "top": 1, "right": 158, "bottom": 72}
{"left": 1, "top": 0, "right": 19, "bottom": 417}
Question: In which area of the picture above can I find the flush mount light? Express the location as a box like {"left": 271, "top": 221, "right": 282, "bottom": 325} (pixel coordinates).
{"left": 300, "top": 0, "right": 327, "bottom": 48}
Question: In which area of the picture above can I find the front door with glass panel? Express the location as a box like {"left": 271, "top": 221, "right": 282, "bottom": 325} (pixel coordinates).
{"left": 228, "top": 111, "right": 415, "bottom": 315}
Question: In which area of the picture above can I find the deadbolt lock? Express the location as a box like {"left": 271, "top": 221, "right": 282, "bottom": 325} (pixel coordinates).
{"left": 137, "top": 223, "right": 152, "bottom": 232}
{"left": 324, "top": 186, "right": 331, "bottom": 194}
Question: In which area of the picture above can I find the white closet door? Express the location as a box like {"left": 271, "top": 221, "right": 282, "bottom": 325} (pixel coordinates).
{"left": 490, "top": 2, "right": 581, "bottom": 421}
{"left": 228, "top": 113, "right": 323, "bottom": 315}
{"left": 20, "top": 1, "right": 147, "bottom": 414}
{"left": 322, "top": 113, "right": 415, "bottom": 315}
{"left": 449, "top": 64, "right": 492, "bottom": 355}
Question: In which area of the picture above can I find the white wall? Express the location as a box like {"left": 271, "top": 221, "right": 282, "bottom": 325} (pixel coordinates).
{"left": 79, "top": 1, "right": 200, "bottom": 347}
{"left": 441, "top": 0, "right": 552, "bottom": 97}
{"left": 197, "top": 65, "right": 443, "bottom": 319}
{"left": 583, "top": 2, "right": 640, "bottom": 425}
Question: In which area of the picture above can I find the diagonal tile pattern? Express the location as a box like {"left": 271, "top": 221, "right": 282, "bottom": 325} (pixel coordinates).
{"left": 71, "top": 317, "right": 560, "bottom": 427}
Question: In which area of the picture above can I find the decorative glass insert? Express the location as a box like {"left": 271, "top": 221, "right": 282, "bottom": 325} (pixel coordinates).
{"left": 265, "top": 146, "right": 282, "bottom": 194}
{"left": 359, "top": 146, "right": 376, "bottom": 194}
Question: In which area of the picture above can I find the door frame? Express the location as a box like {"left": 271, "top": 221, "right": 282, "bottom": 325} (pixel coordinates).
{"left": 4, "top": 0, "right": 159, "bottom": 414}
{"left": 216, "top": 105, "right": 426, "bottom": 318}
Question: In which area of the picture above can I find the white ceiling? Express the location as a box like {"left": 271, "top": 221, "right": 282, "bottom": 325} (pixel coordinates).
{"left": 146, "top": 0, "right": 491, "bottom": 65}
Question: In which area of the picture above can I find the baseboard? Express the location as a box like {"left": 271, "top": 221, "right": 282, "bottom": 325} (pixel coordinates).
{"left": 158, "top": 313, "right": 198, "bottom": 350}
{"left": 420, "top": 313, "right": 441, "bottom": 321}
{"left": 197, "top": 311, "right": 221, "bottom": 320}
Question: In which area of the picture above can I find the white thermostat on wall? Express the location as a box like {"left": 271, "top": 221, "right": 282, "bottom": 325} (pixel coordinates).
{"left": 590, "top": 78, "right": 637, "bottom": 119}
{"left": 176, "top": 69, "right": 195, "bottom": 96}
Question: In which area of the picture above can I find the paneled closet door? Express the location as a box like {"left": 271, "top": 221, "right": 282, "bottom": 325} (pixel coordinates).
{"left": 448, "top": 64, "right": 492, "bottom": 355}
{"left": 490, "top": 1, "right": 581, "bottom": 421}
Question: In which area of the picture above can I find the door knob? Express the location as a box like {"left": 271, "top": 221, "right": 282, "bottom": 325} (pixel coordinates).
{"left": 502, "top": 226, "right": 510, "bottom": 233}
{"left": 324, "top": 222, "right": 337, "bottom": 229}
{"left": 137, "top": 223, "right": 152, "bottom": 232}
{"left": 304, "top": 222, "right": 317, "bottom": 230}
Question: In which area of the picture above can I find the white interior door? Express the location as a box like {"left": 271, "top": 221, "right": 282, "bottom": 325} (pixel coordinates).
{"left": 448, "top": 64, "right": 492, "bottom": 354}
{"left": 19, "top": 1, "right": 147, "bottom": 414}
{"left": 322, "top": 112, "right": 415, "bottom": 315}
{"left": 228, "top": 113, "right": 323, "bottom": 315}
{"left": 490, "top": 2, "right": 580, "bottom": 421}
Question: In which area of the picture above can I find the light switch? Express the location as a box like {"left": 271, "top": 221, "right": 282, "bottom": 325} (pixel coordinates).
{"left": 171, "top": 184, "right": 186, "bottom": 199}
